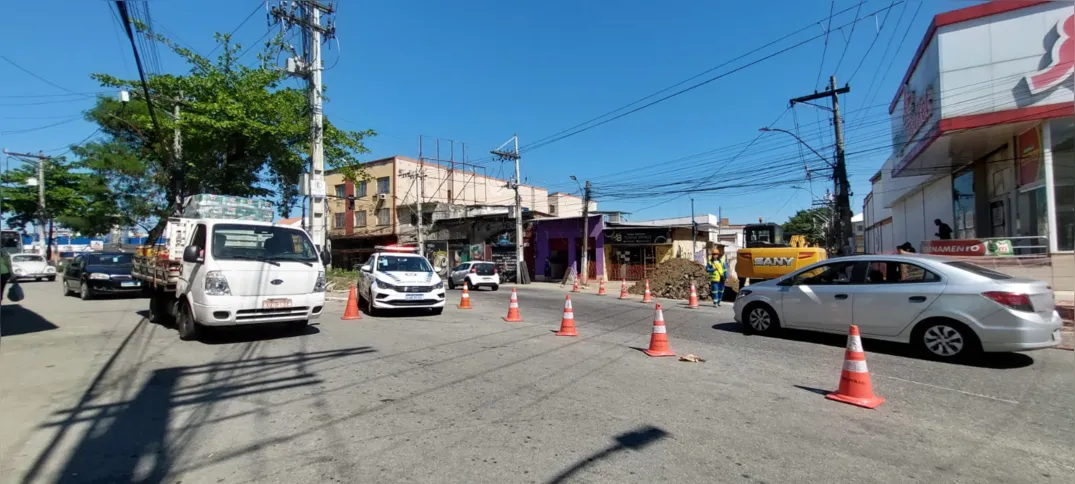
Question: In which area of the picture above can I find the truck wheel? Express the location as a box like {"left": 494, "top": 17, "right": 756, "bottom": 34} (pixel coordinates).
{"left": 176, "top": 302, "right": 201, "bottom": 341}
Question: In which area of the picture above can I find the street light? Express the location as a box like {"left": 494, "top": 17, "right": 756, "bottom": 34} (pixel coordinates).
{"left": 758, "top": 127, "right": 835, "bottom": 168}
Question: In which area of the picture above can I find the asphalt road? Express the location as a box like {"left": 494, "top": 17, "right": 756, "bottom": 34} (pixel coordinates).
{"left": 1, "top": 280, "right": 1072, "bottom": 483}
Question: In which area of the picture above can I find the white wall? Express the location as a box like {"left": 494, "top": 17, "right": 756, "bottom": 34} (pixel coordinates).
{"left": 547, "top": 193, "right": 595, "bottom": 217}
{"left": 395, "top": 158, "right": 550, "bottom": 213}
{"left": 890, "top": 174, "right": 954, "bottom": 251}
{"left": 938, "top": 3, "right": 1074, "bottom": 118}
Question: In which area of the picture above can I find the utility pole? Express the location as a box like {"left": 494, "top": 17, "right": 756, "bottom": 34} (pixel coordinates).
{"left": 3, "top": 150, "right": 50, "bottom": 258}
{"left": 271, "top": 0, "right": 337, "bottom": 258}
{"left": 790, "top": 75, "right": 852, "bottom": 256}
{"left": 400, "top": 165, "right": 427, "bottom": 256}
{"left": 580, "top": 180, "right": 592, "bottom": 285}
{"left": 690, "top": 196, "right": 697, "bottom": 261}
{"left": 717, "top": 206, "right": 723, "bottom": 250}
{"left": 491, "top": 135, "right": 523, "bottom": 284}
{"left": 173, "top": 93, "right": 182, "bottom": 167}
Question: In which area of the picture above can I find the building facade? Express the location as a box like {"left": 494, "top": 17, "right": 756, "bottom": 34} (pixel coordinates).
{"left": 867, "top": 0, "right": 1073, "bottom": 288}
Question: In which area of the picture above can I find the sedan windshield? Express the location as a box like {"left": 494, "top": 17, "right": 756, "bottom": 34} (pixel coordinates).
{"left": 87, "top": 254, "right": 133, "bottom": 265}
{"left": 12, "top": 255, "right": 45, "bottom": 263}
{"left": 211, "top": 224, "right": 319, "bottom": 262}
{"left": 378, "top": 256, "right": 433, "bottom": 273}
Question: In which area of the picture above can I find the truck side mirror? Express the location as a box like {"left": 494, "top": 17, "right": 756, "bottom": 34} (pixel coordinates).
{"left": 182, "top": 245, "right": 204, "bottom": 264}
{"left": 320, "top": 246, "right": 332, "bottom": 266}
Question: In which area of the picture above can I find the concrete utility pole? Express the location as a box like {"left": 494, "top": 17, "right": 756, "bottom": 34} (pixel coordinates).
{"left": 3, "top": 150, "right": 50, "bottom": 257}
{"left": 789, "top": 76, "right": 852, "bottom": 256}
{"left": 690, "top": 196, "right": 696, "bottom": 260}
{"left": 491, "top": 135, "right": 523, "bottom": 284}
{"left": 271, "top": 0, "right": 336, "bottom": 257}
{"left": 400, "top": 166, "right": 427, "bottom": 256}
{"left": 580, "top": 180, "right": 592, "bottom": 285}
{"left": 173, "top": 93, "right": 182, "bottom": 167}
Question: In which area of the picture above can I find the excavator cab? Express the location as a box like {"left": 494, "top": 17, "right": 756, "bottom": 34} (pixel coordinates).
{"left": 743, "top": 223, "right": 786, "bottom": 248}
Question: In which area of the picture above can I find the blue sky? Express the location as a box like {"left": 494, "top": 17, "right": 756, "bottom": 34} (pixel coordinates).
{"left": 1, "top": 0, "right": 980, "bottom": 225}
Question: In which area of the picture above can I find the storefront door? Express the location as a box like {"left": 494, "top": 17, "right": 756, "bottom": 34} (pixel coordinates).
{"left": 952, "top": 169, "right": 976, "bottom": 239}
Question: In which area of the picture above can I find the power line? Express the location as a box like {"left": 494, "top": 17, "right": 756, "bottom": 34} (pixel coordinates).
{"left": 846, "top": 0, "right": 896, "bottom": 83}
{"left": 521, "top": 2, "right": 904, "bottom": 155}
{"left": 0, "top": 56, "right": 95, "bottom": 98}
{"left": 209, "top": 1, "right": 266, "bottom": 56}
{"left": 831, "top": 1, "right": 865, "bottom": 76}
{"left": 815, "top": 0, "right": 837, "bottom": 88}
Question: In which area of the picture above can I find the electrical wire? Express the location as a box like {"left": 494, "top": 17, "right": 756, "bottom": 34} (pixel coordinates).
{"left": 815, "top": 0, "right": 837, "bottom": 89}
{"left": 831, "top": 1, "right": 865, "bottom": 76}
{"left": 846, "top": 0, "right": 897, "bottom": 83}
{"left": 209, "top": 1, "right": 266, "bottom": 56}
{"left": 0, "top": 56, "right": 96, "bottom": 98}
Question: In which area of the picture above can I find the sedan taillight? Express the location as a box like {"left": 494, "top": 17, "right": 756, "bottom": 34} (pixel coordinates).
{"left": 981, "top": 291, "right": 1034, "bottom": 312}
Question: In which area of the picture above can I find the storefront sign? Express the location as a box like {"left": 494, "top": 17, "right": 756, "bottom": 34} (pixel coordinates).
{"left": 603, "top": 228, "right": 671, "bottom": 245}
{"left": 1017, "top": 127, "right": 1042, "bottom": 186}
{"left": 925, "top": 239, "right": 987, "bottom": 256}
{"left": 902, "top": 85, "right": 934, "bottom": 142}
{"left": 1025, "top": 13, "right": 1074, "bottom": 94}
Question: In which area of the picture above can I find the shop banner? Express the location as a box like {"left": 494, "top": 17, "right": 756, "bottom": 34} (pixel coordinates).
{"left": 925, "top": 239, "right": 1014, "bottom": 257}
{"left": 603, "top": 228, "right": 671, "bottom": 245}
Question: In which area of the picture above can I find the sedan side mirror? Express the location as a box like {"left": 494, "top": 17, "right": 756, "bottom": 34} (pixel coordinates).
{"left": 777, "top": 278, "right": 795, "bottom": 287}
{"left": 360, "top": 265, "right": 372, "bottom": 273}
{"left": 182, "top": 245, "right": 204, "bottom": 264}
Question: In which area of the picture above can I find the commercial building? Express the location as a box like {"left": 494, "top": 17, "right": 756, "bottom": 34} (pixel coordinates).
{"left": 628, "top": 214, "right": 746, "bottom": 261}
{"left": 324, "top": 155, "right": 589, "bottom": 270}
{"left": 865, "top": 0, "right": 1073, "bottom": 287}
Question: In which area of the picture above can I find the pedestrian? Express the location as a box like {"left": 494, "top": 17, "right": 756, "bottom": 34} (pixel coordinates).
{"left": 897, "top": 242, "right": 916, "bottom": 254}
{"left": 543, "top": 258, "right": 551, "bottom": 280}
{"left": 934, "top": 219, "right": 953, "bottom": 240}
{"left": 0, "top": 249, "right": 9, "bottom": 303}
{"left": 705, "top": 248, "right": 727, "bottom": 307}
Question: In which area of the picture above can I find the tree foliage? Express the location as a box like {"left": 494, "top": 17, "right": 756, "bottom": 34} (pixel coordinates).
{"left": 0, "top": 156, "right": 117, "bottom": 236}
{"left": 75, "top": 28, "right": 375, "bottom": 231}
{"left": 782, "top": 207, "right": 831, "bottom": 247}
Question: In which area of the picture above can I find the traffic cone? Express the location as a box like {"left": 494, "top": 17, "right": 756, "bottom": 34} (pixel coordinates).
{"left": 341, "top": 285, "right": 361, "bottom": 320}
{"left": 642, "top": 303, "right": 675, "bottom": 357}
{"left": 688, "top": 282, "right": 699, "bottom": 309}
{"left": 572, "top": 278, "right": 580, "bottom": 293}
{"left": 641, "top": 280, "right": 653, "bottom": 303}
{"left": 618, "top": 279, "right": 629, "bottom": 300}
{"left": 555, "top": 295, "right": 578, "bottom": 336}
{"left": 597, "top": 279, "right": 607, "bottom": 296}
{"left": 502, "top": 288, "right": 524, "bottom": 322}
{"left": 825, "top": 325, "right": 885, "bottom": 409}
{"left": 458, "top": 285, "right": 472, "bottom": 309}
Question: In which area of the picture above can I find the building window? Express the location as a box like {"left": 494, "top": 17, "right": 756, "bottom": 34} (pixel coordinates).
{"left": 377, "top": 208, "right": 390, "bottom": 225}
{"left": 952, "top": 169, "right": 975, "bottom": 239}
{"left": 333, "top": 212, "right": 345, "bottom": 229}
{"left": 334, "top": 184, "right": 346, "bottom": 199}
{"left": 376, "top": 177, "right": 390, "bottom": 194}
{"left": 356, "top": 180, "right": 368, "bottom": 198}
{"left": 354, "top": 210, "right": 367, "bottom": 228}
{"left": 1050, "top": 118, "right": 1074, "bottom": 251}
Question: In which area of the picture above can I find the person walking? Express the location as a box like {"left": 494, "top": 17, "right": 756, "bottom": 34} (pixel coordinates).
{"left": 934, "top": 219, "right": 953, "bottom": 240}
{"left": 705, "top": 248, "right": 727, "bottom": 307}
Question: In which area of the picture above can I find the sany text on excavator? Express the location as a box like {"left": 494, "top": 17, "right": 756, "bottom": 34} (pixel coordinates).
{"left": 735, "top": 219, "right": 826, "bottom": 288}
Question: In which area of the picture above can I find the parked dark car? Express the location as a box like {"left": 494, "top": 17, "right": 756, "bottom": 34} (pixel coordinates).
{"left": 62, "top": 252, "right": 142, "bottom": 300}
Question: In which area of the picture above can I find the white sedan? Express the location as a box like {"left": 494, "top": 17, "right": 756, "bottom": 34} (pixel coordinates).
{"left": 733, "top": 254, "right": 1063, "bottom": 360}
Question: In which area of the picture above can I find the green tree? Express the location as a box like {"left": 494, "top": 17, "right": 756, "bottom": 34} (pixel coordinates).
{"left": 0, "top": 156, "right": 118, "bottom": 256}
{"left": 783, "top": 207, "right": 831, "bottom": 247}
{"left": 74, "top": 28, "right": 374, "bottom": 235}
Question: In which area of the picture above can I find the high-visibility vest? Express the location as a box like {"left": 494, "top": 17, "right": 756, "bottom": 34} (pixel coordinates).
{"left": 707, "top": 259, "right": 725, "bottom": 282}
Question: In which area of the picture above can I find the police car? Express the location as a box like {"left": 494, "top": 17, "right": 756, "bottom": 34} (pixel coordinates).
{"left": 357, "top": 245, "right": 446, "bottom": 315}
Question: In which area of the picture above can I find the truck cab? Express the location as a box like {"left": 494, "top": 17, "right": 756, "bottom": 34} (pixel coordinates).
{"left": 169, "top": 219, "right": 327, "bottom": 339}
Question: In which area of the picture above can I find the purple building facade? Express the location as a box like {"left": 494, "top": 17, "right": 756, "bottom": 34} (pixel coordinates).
{"left": 531, "top": 215, "right": 605, "bottom": 281}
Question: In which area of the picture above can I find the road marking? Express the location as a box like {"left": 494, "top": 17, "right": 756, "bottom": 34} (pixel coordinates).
{"left": 875, "top": 374, "right": 1019, "bottom": 405}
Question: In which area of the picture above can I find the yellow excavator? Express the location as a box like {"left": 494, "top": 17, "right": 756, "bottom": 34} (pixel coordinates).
{"left": 735, "top": 222, "right": 826, "bottom": 288}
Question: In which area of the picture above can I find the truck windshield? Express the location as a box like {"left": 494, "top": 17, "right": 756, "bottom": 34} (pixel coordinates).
{"left": 211, "top": 224, "right": 318, "bottom": 263}
{"left": 1, "top": 230, "right": 20, "bottom": 253}
{"left": 378, "top": 255, "right": 433, "bottom": 273}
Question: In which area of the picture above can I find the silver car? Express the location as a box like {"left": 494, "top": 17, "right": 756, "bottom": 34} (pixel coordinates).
{"left": 733, "top": 254, "right": 1063, "bottom": 360}
{"left": 447, "top": 261, "right": 500, "bottom": 291}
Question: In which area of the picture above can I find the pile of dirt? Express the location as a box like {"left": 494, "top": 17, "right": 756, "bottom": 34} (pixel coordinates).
{"left": 627, "top": 258, "right": 740, "bottom": 301}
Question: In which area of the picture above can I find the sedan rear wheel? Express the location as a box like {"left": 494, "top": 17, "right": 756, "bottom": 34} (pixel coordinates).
{"left": 743, "top": 303, "right": 779, "bottom": 335}
{"left": 916, "top": 319, "right": 979, "bottom": 360}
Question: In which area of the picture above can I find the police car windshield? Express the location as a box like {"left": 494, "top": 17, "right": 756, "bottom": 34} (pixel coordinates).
{"left": 378, "top": 255, "right": 433, "bottom": 273}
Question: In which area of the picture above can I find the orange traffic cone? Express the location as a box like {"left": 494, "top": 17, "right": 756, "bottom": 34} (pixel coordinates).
{"left": 688, "top": 282, "right": 699, "bottom": 309}
{"left": 826, "top": 325, "right": 885, "bottom": 409}
{"left": 643, "top": 303, "right": 675, "bottom": 357}
{"left": 341, "top": 285, "right": 361, "bottom": 320}
{"left": 572, "top": 278, "right": 580, "bottom": 293}
{"left": 555, "top": 295, "right": 578, "bottom": 336}
{"left": 597, "top": 279, "right": 607, "bottom": 296}
{"left": 458, "top": 285, "right": 472, "bottom": 309}
{"left": 641, "top": 280, "right": 653, "bottom": 303}
{"left": 503, "top": 288, "right": 524, "bottom": 322}
{"left": 618, "top": 279, "right": 629, "bottom": 300}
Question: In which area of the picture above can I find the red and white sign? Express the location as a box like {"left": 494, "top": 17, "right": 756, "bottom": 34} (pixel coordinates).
{"left": 1026, "top": 13, "right": 1074, "bottom": 94}
{"left": 902, "top": 85, "right": 934, "bottom": 141}
{"left": 925, "top": 239, "right": 986, "bottom": 256}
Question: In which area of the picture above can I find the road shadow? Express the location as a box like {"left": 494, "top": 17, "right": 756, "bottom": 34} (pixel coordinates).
{"left": 199, "top": 324, "right": 321, "bottom": 344}
{"left": 547, "top": 425, "right": 670, "bottom": 483}
{"left": 18, "top": 316, "right": 376, "bottom": 484}
{"left": 711, "top": 322, "right": 1035, "bottom": 369}
{"left": 793, "top": 384, "right": 831, "bottom": 396}
{"left": 0, "top": 304, "right": 59, "bottom": 337}
{"left": 364, "top": 307, "right": 446, "bottom": 318}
